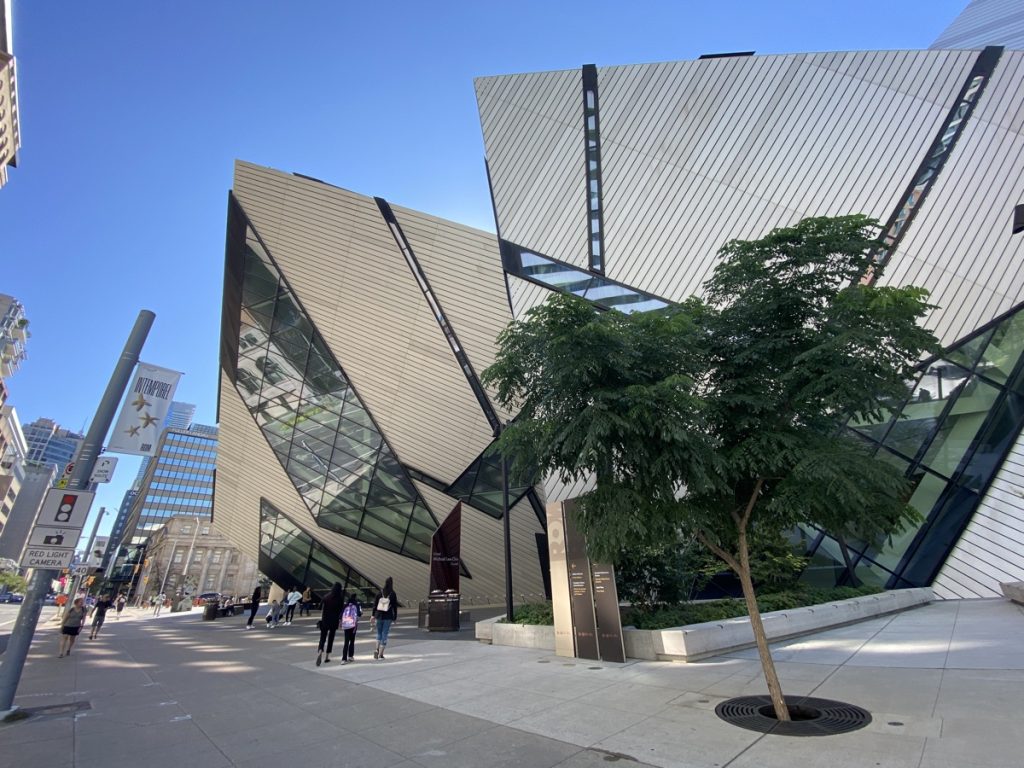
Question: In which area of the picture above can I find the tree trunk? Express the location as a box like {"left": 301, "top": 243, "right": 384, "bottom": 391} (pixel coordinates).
{"left": 736, "top": 525, "right": 791, "bottom": 721}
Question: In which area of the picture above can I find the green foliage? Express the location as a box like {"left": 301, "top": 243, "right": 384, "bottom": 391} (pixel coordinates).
{"left": 0, "top": 572, "right": 27, "bottom": 593}
{"left": 501, "top": 602, "right": 554, "bottom": 625}
{"left": 483, "top": 215, "right": 937, "bottom": 570}
{"left": 626, "top": 586, "right": 882, "bottom": 630}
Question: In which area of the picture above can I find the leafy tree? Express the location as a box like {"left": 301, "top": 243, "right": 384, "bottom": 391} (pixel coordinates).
{"left": 483, "top": 215, "right": 937, "bottom": 720}
{"left": 0, "top": 572, "right": 28, "bottom": 594}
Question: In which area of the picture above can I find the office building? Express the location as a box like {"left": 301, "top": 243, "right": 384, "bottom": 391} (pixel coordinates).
{"left": 0, "top": 294, "right": 28, "bottom": 379}
{"left": 0, "top": 0, "right": 19, "bottom": 190}
{"left": 0, "top": 460, "right": 56, "bottom": 563}
{"left": 216, "top": 3, "right": 1024, "bottom": 601}
{"left": 122, "top": 424, "right": 217, "bottom": 546}
{"left": 0, "top": 403, "right": 24, "bottom": 537}
{"left": 23, "top": 418, "right": 84, "bottom": 472}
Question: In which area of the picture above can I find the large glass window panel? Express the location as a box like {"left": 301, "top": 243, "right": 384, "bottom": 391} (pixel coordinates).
{"left": 899, "top": 486, "right": 980, "bottom": 586}
{"left": 851, "top": 555, "right": 895, "bottom": 589}
{"left": 295, "top": 398, "right": 343, "bottom": 433}
{"left": 316, "top": 508, "right": 361, "bottom": 537}
{"left": 957, "top": 391, "right": 1024, "bottom": 492}
{"left": 921, "top": 377, "right": 1000, "bottom": 477}
{"left": 870, "top": 470, "right": 947, "bottom": 570}
{"left": 977, "top": 311, "right": 1024, "bottom": 385}
{"left": 946, "top": 328, "right": 993, "bottom": 371}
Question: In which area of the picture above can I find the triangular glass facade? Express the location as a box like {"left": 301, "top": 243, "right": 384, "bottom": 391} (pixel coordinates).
{"left": 228, "top": 198, "right": 437, "bottom": 562}
{"left": 801, "top": 304, "right": 1024, "bottom": 589}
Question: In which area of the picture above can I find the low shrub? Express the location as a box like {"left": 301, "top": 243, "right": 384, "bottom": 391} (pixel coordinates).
{"left": 626, "top": 585, "right": 881, "bottom": 630}
{"left": 501, "top": 602, "right": 554, "bottom": 625}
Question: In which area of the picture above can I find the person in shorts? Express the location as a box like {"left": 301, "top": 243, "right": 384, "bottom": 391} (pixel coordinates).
{"left": 59, "top": 597, "right": 86, "bottom": 657}
{"left": 116, "top": 594, "right": 126, "bottom": 619}
{"left": 89, "top": 595, "right": 113, "bottom": 639}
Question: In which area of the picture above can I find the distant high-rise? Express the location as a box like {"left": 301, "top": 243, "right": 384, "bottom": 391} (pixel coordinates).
{"left": 123, "top": 424, "right": 217, "bottom": 546}
{"left": 0, "top": 294, "right": 28, "bottom": 379}
{"left": 0, "top": 0, "right": 21, "bottom": 190}
{"left": 23, "top": 417, "right": 84, "bottom": 473}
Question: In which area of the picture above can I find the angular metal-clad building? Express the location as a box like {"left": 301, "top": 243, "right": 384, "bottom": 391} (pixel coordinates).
{"left": 217, "top": 162, "right": 547, "bottom": 601}
{"left": 219, "top": 5, "right": 1024, "bottom": 602}
{"left": 477, "top": 46, "right": 1024, "bottom": 600}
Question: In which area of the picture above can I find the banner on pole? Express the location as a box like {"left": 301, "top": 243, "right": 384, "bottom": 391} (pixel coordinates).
{"left": 106, "top": 363, "right": 181, "bottom": 456}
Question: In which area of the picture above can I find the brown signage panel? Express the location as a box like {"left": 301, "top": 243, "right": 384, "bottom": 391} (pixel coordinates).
{"left": 563, "top": 504, "right": 599, "bottom": 660}
{"left": 592, "top": 562, "right": 625, "bottom": 663}
{"left": 430, "top": 502, "right": 461, "bottom": 593}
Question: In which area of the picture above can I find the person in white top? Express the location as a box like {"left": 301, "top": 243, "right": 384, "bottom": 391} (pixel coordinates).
{"left": 284, "top": 587, "right": 302, "bottom": 625}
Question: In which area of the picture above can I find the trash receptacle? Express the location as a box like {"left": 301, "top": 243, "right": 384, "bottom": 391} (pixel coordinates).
{"left": 427, "top": 592, "right": 459, "bottom": 631}
{"left": 203, "top": 601, "right": 219, "bottom": 621}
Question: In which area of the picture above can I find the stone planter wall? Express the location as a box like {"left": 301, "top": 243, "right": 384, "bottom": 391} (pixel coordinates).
{"left": 477, "top": 588, "right": 933, "bottom": 661}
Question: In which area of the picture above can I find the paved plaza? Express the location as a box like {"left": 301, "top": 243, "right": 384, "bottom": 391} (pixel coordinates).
{"left": 1, "top": 598, "right": 1021, "bottom": 767}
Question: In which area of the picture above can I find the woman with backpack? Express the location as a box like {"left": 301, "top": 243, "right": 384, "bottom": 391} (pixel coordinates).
{"left": 316, "top": 582, "right": 344, "bottom": 666}
{"left": 371, "top": 577, "right": 398, "bottom": 660}
{"left": 340, "top": 593, "right": 362, "bottom": 663}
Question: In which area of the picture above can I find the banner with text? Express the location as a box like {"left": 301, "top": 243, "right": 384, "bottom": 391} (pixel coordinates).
{"left": 106, "top": 363, "right": 181, "bottom": 456}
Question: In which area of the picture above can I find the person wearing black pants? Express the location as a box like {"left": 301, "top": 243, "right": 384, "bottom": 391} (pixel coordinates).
{"left": 340, "top": 593, "right": 362, "bottom": 663}
{"left": 316, "top": 582, "right": 344, "bottom": 666}
{"left": 246, "top": 584, "right": 262, "bottom": 630}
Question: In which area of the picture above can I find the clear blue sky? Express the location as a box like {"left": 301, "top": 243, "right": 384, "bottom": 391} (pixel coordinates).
{"left": 0, "top": 0, "right": 966, "bottom": 535}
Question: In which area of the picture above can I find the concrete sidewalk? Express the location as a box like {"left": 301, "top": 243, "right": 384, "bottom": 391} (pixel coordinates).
{"left": 1, "top": 598, "right": 1021, "bottom": 767}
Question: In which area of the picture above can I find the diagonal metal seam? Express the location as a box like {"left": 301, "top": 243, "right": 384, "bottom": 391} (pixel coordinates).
{"left": 866, "top": 45, "right": 1004, "bottom": 283}
{"left": 374, "top": 196, "right": 504, "bottom": 437}
{"left": 224, "top": 192, "right": 439, "bottom": 562}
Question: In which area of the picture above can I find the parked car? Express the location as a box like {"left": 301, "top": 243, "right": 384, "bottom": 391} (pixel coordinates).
{"left": 197, "top": 592, "right": 221, "bottom": 604}
{"left": 0, "top": 592, "right": 24, "bottom": 604}
{"left": 43, "top": 594, "right": 58, "bottom": 606}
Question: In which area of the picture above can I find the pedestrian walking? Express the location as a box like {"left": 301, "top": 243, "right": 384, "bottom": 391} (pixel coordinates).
{"left": 58, "top": 597, "right": 87, "bottom": 657}
{"left": 340, "top": 593, "right": 362, "bottom": 663}
{"left": 246, "top": 584, "right": 262, "bottom": 629}
{"left": 284, "top": 587, "right": 301, "bottom": 625}
{"left": 300, "top": 586, "right": 313, "bottom": 617}
{"left": 89, "top": 595, "right": 113, "bottom": 639}
{"left": 371, "top": 577, "right": 398, "bottom": 660}
{"left": 153, "top": 592, "right": 166, "bottom": 616}
{"left": 316, "top": 582, "right": 344, "bottom": 666}
{"left": 115, "top": 594, "right": 126, "bottom": 619}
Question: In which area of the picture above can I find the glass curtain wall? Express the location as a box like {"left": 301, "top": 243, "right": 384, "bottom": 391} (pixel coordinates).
{"left": 801, "top": 304, "right": 1024, "bottom": 588}
{"left": 259, "top": 498, "right": 379, "bottom": 601}
{"left": 228, "top": 199, "right": 437, "bottom": 562}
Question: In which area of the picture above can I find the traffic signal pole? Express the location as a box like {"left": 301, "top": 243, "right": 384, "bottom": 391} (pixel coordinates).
{"left": 0, "top": 310, "right": 155, "bottom": 717}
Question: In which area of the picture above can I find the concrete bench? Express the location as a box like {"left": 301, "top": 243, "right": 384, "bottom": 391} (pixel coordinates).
{"left": 999, "top": 582, "right": 1024, "bottom": 605}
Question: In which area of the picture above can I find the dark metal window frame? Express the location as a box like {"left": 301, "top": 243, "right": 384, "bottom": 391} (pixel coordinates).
{"left": 582, "top": 64, "right": 606, "bottom": 275}
{"left": 868, "top": 45, "right": 1003, "bottom": 279}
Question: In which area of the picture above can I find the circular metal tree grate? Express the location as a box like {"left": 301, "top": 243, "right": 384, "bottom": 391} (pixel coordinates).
{"left": 715, "top": 695, "right": 871, "bottom": 737}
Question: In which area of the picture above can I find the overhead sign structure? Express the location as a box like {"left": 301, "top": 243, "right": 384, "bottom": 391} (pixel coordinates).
{"left": 106, "top": 362, "right": 182, "bottom": 456}
{"left": 19, "top": 489, "right": 95, "bottom": 569}
{"left": 90, "top": 456, "right": 118, "bottom": 483}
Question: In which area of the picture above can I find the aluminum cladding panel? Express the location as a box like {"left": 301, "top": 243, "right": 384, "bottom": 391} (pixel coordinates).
{"left": 232, "top": 162, "right": 496, "bottom": 484}
{"left": 476, "top": 68, "right": 589, "bottom": 269}
{"left": 596, "top": 50, "right": 976, "bottom": 302}
{"left": 880, "top": 50, "right": 1024, "bottom": 347}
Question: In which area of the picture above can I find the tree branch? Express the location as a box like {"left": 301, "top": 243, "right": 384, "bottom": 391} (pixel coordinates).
{"left": 695, "top": 530, "right": 741, "bottom": 573}
{"left": 740, "top": 477, "right": 764, "bottom": 529}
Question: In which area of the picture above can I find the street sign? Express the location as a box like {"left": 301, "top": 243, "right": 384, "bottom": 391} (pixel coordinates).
{"left": 37, "top": 489, "right": 94, "bottom": 530}
{"left": 21, "top": 548, "right": 76, "bottom": 569}
{"left": 55, "top": 462, "right": 75, "bottom": 490}
{"left": 90, "top": 457, "right": 118, "bottom": 483}
{"left": 20, "top": 489, "right": 95, "bottom": 568}
{"left": 27, "top": 527, "right": 79, "bottom": 549}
